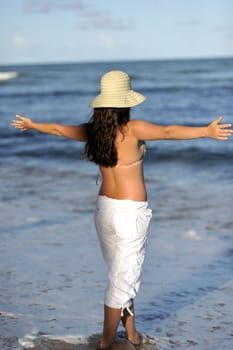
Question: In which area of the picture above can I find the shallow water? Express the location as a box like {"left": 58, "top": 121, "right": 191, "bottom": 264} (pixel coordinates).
{"left": 1, "top": 157, "right": 232, "bottom": 349}
{"left": 0, "top": 58, "right": 233, "bottom": 349}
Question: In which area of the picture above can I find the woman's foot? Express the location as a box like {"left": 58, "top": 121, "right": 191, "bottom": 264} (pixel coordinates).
{"left": 98, "top": 339, "right": 112, "bottom": 349}
{"left": 98, "top": 339, "right": 136, "bottom": 350}
{"left": 128, "top": 332, "right": 143, "bottom": 346}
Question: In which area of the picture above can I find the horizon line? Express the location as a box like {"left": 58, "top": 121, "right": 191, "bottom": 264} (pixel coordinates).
{"left": 0, "top": 54, "right": 233, "bottom": 67}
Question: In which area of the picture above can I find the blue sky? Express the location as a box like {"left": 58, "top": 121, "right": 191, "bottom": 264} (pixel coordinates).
{"left": 1, "top": 0, "right": 233, "bottom": 64}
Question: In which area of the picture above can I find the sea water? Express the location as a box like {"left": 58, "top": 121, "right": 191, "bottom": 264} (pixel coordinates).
{"left": 0, "top": 58, "right": 233, "bottom": 349}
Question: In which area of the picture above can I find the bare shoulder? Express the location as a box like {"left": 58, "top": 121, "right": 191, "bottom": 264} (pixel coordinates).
{"left": 130, "top": 119, "right": 167, "bottom": 141}
{"left": 129, "top": 119, "right": 151, "bottom": 132}
{"left": 130, "top": 119, "right": 154, "bottom": 128}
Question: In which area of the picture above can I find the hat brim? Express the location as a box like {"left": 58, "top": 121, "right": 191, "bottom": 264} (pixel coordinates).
{"left": 90, "top": 90, "right": 146, "bottom": 108}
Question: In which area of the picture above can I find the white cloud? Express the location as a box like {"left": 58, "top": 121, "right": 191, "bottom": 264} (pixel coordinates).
{"left": 99, "top": 33, "right": 114, "bottom": 48}
{"left": 23, "top": 0, "right": 85, "bottom": 13}
{"left": 176, "top": 20, "right": 201, "bottom": 27}
{"left": 23, "top": 0, "right": 134, "bottom": 32}
{"left": 13, "top": 34, "right": 28, "bottom": 48}
{"left": 59, "top": 0, "right": 85, "bottom": 11}
{"left": 24, "top": 0, "right": 54, "bottom": 13}
{"left": 86, "top": 10, "right": 134, "bottom": 31}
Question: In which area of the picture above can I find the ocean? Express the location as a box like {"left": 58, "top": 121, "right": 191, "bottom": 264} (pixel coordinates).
{"left": 0, "top": 58, "right": 233, "bottom": 350}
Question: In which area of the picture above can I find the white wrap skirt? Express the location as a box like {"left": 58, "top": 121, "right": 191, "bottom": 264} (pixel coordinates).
{"left": 95, "top": 195, "right": 152, "bottom": 313}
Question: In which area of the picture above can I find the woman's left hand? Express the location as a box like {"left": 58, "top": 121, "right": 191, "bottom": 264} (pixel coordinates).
{"left": 12, "top": 114, "right": 33, "bottom": 131}
{"left": 207, "top": 116, "right": 233, "bottom": 140}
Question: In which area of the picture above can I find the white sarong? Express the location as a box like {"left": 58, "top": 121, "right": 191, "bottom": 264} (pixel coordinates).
{"left": 95, "top": 195, "right": 152, "bottom": 313}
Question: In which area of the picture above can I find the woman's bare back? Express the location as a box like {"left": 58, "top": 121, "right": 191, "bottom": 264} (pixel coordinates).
{"left": 99, "top": 121, "right": 147, "bottom": 201}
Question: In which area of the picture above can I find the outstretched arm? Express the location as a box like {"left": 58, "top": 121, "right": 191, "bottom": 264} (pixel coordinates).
{"left": 132, "top": 116, "right": 233, "bottom": 141}
{"left": 12, "top": 114, "right": 87, "bottom": 142}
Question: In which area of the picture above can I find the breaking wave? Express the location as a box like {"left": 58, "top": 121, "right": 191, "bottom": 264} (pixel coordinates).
{"left": 0, "top": 71, "right": 19, "bottom": 82}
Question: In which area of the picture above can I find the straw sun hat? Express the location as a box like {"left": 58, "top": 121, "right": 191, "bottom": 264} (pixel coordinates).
{"left": 90, "top": 70, "right": 146, "bottom": 108}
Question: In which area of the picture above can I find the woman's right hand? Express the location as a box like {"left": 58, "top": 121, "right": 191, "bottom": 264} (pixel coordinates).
{"left": 206, "top": 116, "right": 233, "bottom": 140}
{"left": 12, "top": 114, "right": 33, "bottom": 131}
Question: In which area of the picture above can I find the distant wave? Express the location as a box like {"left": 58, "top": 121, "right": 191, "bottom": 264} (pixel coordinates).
{"left": 2, "top": 84, "right": 233, "bottom": 100}
{"left": 0, "top": 71, "right": 19, "bottom": 82}
{"left": 0, "top": 88, "right": 96, "bottom": 99}
{"left": 177, "top": 69, "right": 211, "bottom": 74}
{"left": 140, "top": 85, "right": 233, "bottom": 96}
{"left": 1, "top": 135, "right": 232, "bottom": 165}
{"left": 147, "top": 146, "right": 233, "bottom": 163}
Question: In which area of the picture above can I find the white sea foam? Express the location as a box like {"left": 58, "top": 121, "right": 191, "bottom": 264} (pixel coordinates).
{"left": 43, "top": 334, "right": 92, "bottom": 344}
{"left": 18, "top": 334, "right": 97, "bottom": 349}
{"left": 18, "top": 333, "right": 157, "bottom": 348}
{"left": 183, "top": 230, "right": 202, "bottom": 241}
{"left": 0, "top": 311, "right": 23, "bottom": 319}
{"left": 25, "top": 216, "right": 41, "bottom": 223}
{"left": 0, "top": 71, "right": 19, "bottom": 81}
{"left": 18, "top": 335, "right": 36, "bottom": 349}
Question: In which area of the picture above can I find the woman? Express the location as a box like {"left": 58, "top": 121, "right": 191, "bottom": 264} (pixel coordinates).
{"left": 12, "top": 70, "right": 232, "bottom": 350}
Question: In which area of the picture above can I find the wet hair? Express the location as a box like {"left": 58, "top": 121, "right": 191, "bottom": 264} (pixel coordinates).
{"left": 85, "top": 108, "right": 130, "bottom": 167}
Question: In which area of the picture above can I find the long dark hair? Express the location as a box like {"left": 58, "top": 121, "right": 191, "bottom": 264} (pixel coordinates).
{"left": 85, "top": 108, "right": 130, "bottom": 167}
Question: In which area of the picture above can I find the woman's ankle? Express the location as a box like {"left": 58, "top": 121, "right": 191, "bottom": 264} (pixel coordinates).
{"left": 99, "top": 337, "right": 117, "bottom": 350}
{"left": 98, "top": 339, "right": 111, "bottom": 349}
{"left": 127, "top": 332, "right": 143, "bottom": 346}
